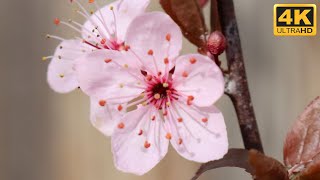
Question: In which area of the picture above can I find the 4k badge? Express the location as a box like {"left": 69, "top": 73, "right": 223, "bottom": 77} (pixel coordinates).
{"left": 274, "top": 4, "right": 317, "bottom": 36}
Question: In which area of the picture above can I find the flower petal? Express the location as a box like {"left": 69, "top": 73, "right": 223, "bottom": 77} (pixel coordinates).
{"left": 173, "top": 54, "right": 224, "bottom": 107}
{"left": 75, "top": 50, "right": 144, "bottom": 103}
{"left": 112, "top": 106, "right": 169, "bottom": 175}
{"left": 82, "top": 0, "right": 150, "bottom": 42}
{"left": 90, "top": 98, "right": 126, "bottom": 136}
{"left": 125, "top": 12, "right": 182, "bottom": 75}
{"left": 168, "top": 103, "right": 228, "bottom": 163}
{"left": 47, "top": 40, "right": 88, "bottom": 93}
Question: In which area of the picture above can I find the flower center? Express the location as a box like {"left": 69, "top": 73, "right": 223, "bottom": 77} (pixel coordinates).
{"left": 145, "top": 76, "right": 178, "bottom": 109}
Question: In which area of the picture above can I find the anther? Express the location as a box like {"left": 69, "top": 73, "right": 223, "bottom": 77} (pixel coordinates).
{"left": 178, "top": 117, "right": 183, "bottom": 123}
{"left": 123, "top": 64, "right": 129, "bottom": 68}
{"left": 144, "top": 141, "right": 151, "bottom": 149}
{"left": 163, "top": 111, "right": 168, "bottom": 116}
{"left": 188, "top": 96, "right": 194, "bottom": 101}
{"left": 100, "top": 38, "right": 106, "bottom": 44}
{"left": 187, "top": 100, "right": 193, "bottom": 106}
{"left": 59, "top": 74, "right": 65, "bottom": 78}
{"left": 166, "top": 133, "right": 172, "bottom": 140}
{"left": 110, "top": 6, "right": 114, "bottom": 10}
{"left": 88, "top": 0, "right": 94, "bottom": 3}
{"left": 166, "top": 33, "right": 171, "bottom": 41}
{"left": 163, "top": 83, "right": 169, "bottom": 88}
{"left": 154, "top": 93, "right": 161, "bottom": 100}
{"left": 54, "top": 18, "right": 60, "bottom": 25}
{"left": 182, "top": 71, "right": 189, "bottom": 78}
{"left": 189, "top": 57, "right": 197, "bottom": 64}
{"left": 148, "top": 49, "right": 154, "bottom": 56}
{"left": 118, "top": 122, "right": 125, "bottom": 129}
{"left": 166, "top": 102, "right": 171, "bottom": 107}
{"left": 178, "top": 138, "right": 183, "bottom": 145}
{"left": 124, "top": 45, "right": 130, "bottom": 51}
{"left": 157, "top": 72, "right": 162, "bottom": 76}
{"left": 138, "top": 129, "right": 143, "bottom": 136}
{"left": 104, "top": 59, "right": 112, "bottom": 63}
{"left": 117, "top": 105, "right": 123, "bottom": 111}
{"left": 164, "top": 58, "right": 169, "bottom": 64}
{"left": 151, "top": 115, "right": 156, "bottom": 121}
{"left": 99, "top": 100, "right": 106, "bottom": 107}
{"left": 146, "top": 75, "right": 152, "bottom": 81}
{"left": 202, "top": 118, "right": 208, "bottom": 123}
{"left": 119, "top": 83, "right": 124, "bottom": 88}
{"left": 42, "top": 57, "right": 47, "bottom": 61}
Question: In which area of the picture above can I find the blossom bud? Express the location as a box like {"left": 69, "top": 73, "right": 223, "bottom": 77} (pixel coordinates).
{"left": 207, "top": 31, "right": 226, "bottom": 56}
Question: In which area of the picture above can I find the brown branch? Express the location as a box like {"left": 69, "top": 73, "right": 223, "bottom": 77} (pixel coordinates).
{"left": 214, "top": 0, "right": 264, "bottom": 152}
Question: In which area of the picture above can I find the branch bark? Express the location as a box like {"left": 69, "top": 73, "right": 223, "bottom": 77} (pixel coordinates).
{"left": 213, "top": 0, "right": 264, "bottom": 152}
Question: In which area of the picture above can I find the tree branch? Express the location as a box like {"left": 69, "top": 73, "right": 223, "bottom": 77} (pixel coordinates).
{"left": 213, "top": 0, "right": 264, "bottom": 152}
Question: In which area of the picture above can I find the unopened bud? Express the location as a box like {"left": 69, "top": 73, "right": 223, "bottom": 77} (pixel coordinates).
{"left": 207, "top": 31, "right": 226, "bottom": 56}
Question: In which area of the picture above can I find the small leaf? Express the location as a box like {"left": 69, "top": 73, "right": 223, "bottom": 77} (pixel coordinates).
{"left": 160, "top": 0, "right": 208, "bottom": 50}
{"left": 249, "top": 150, "right": 289, "bottom": 180}
{"left": 192, "top": 149, "right": 253, "bottom": 180}
{"left": 283, "top": 97, "right": 320, "bottom": 177}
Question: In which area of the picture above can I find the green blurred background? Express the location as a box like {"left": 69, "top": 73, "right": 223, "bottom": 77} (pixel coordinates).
{"left": 1, "top": 0, "right": 320, "bottom": 179}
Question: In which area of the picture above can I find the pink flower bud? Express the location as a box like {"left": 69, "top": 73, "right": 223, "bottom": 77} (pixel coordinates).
{"left": 207, "top": 31, "right": 227, "bottom": 56}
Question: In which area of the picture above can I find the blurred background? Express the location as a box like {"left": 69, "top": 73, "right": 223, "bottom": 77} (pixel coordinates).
{"left": 1, "top": 0, "right": 320, "bottom": 179}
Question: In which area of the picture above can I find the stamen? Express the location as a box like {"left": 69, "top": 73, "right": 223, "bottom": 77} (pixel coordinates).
{"left": 110, "top": 6, "right": 118, "bottom": 38}
{"left": 117, "top": 105, "right": 123, "bottom": 111}
{"left": 166, "top": 33, "right": 171, "bottom": 41}
{"left": 118, "top": 122, "right": 125, "bottom": 129}
{"left": 46, "top": 34, "right": 66, "bottom": 41}
{"left": 178, "top": 138, "right": 183, "bottom": 145}
{"left": 166, "top": 133, "right": 172, "bottom": 140}
{"left": 144, "top": 141, "right": 151, "bottom": 149}
{"left": 189, "top": 57, "right": 197, "bottom": 64}
{"left": 154, "top": 93, "right": 161, "bottom": 100}
{"left": 182, "top": 71, "right": 189, "bottom": 78}
{"left": 54, "top": 18, "right": 61, "bottom": 25}
{"left": 164, "top": 57, "right": 169, "bottom": 64}
{"left": 202, "top": 118, "right": 208, "bottom": 123}
{"left": 151, "top": 115, "right": 156, "bottom": 121}
{"left": 59, "top": 74, "right": 65, "bottom": 78}
{"left": 177, "top": 117, "right": 183, "bottom": 123}
{"left": 104, "top": 59, "right": 112, "bottom": 63}
{"left": 138, "top": 129, "right": 143, "bottom": 136}
{"left": 99, "top": 100, "right": 106, "bottom": 107}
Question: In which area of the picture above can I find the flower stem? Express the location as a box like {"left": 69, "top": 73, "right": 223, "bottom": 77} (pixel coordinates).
{"left": 212, "top": 0, "right": 264, "bottom": 152}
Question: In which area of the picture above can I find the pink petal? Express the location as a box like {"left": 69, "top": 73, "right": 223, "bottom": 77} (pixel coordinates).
{"left": 47, "top": 40, "right": 87, "bottom": 93}
{"left": 75, "top": 50, "right": 144, "bottom": 103}
{"left": 173, "top": 54, "right": 224, "bottom": 107}
{"left": 112, "top": 106, "right": 169, "bottom": 175}
{"left": 82, "top": 0, "right": 150, "bottom": 42}
{"left": 168, "top": 103, "right": 228, "bottom": 162}
{"left": 125, "top": 12, "right": 182, "bottom": 75}
{"left": 90, "top": 98, "right": 126, "bottom": 136}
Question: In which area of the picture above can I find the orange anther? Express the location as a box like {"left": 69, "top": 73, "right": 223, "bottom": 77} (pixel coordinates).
{"left": 117, "top": 105, "right": 123, "bottom": 111}
{"left": 104, "top": 59, "right": 112, "bottom": 63}
{"left": 178, "top": 117, "right": 183, "bottom": 123}
{"left": 54, "top": 18, "right": 60, "bottom": 25}
{"left": 144, "top": 141, "right": 151, "bottom": 148}
{"left": 164, "top": 58, "right": 169, "bottom": 64}
{"left": 88, "top": 0, "right": 94, "bottom": 3}
{"left": 148, "top": 49, "right": 154, "bottom": 55}
{"left": 182, "top": 71, "right": 189, "bottom": 78}
{"left": 146, "top": 75, "right": 152, "bottom": 81}
{"left": 124, "top": 45, "right": 130, "bottom": 51}
{"left": 187, "top": 100, "right": 193, "bottom": 106}
{"left": 99, "top": 100, "right": 106, "bottom": 107}
{"left": 138, "top": 129, "right": 143, "bottom": 136}
{"left": 189, "top": 57, "right": 197, "bottom": 64}
{"left": 202, "top": 118, "right": 208, "bottom": 123}
{"left": 154, "top": 93, "right": 161, "bottom": 100}
{"left": 166, "top": 33, "right": 171, "bottom": 41}
{"left": 118, "top": 122, "right": 125, "bottom": 129}
{"left": 166, "top": 133, "right": 172, "bottom": 140}
{"left": 100, "top": 38, "right": 106, "bottom": 44}
{"left": 188, "top": 96, "right": 194, "bottom": 101}
{"left": 178, "top": 138, "right": 183, "bottom": 145}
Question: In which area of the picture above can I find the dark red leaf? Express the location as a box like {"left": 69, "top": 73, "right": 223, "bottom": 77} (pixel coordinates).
{"left": 192, "top": 149, "right": 253, "bottom": 180}
{"left": 249, "top": 150, "right": 289, "bottom": 180}
{"left": 160, "top": 0, "right": 208, "bottom": 50}
{"left": 283, "top": 97, "right": 320, "bottom": 177}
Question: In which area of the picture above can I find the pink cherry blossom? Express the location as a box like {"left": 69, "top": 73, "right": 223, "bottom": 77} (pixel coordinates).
{"left": 44, "top": 0, "right": 150, "bottom": 93}
{"left": 76, "top": 12, "right": 228, "bottom": 175}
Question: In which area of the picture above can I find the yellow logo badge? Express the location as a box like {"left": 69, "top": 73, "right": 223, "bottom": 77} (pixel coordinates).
{"left": 274, "top": 4, "right": 317, "bottom": 36}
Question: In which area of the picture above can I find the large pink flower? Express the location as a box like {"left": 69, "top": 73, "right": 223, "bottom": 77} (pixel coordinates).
{"left": 76, "top": 12, "right": 228, "bottom": 175}
{"left": 45, "top": 0, "right": 150, "bottom": 93}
